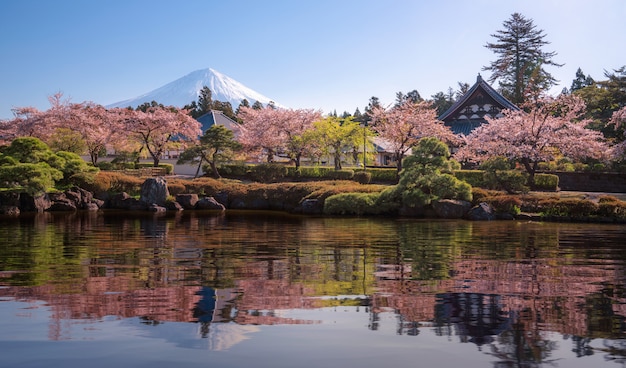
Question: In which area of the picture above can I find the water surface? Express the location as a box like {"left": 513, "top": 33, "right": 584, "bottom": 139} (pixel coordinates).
{"left": 0, "top": 211, "right": 625, "bottom": 367}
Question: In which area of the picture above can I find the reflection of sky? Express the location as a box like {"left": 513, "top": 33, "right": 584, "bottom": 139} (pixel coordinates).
{"left": 0, "top": 298, "right": 618, "bottom": 368}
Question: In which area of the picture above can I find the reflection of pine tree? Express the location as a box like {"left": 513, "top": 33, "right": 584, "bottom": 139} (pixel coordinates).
{"left": 488, "top": 308, "right": 558, "bottom": 368}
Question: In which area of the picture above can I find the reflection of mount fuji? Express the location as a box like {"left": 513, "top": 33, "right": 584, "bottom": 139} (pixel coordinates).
{"left": 107, "top": 68, "right": 280, "bottom": 109}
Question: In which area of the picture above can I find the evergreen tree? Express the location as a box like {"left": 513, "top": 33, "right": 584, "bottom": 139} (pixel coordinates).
{"left": 198, "top": 86, "right": 213, "bottom": 115}
{"left": 483, "top": 13, "right": 562, "bottom": 104}
{"left": 570, "top": 67, "right": 594, "bottom": 93}
{"left": 363, "top": 96, "right": 381, "bottom": 124}
{"left": 251, "top": 100, "right": 264, "bottom": 110}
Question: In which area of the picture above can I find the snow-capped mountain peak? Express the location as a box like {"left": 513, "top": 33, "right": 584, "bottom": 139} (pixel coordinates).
{"left": 107, "top": 68, "right": 279, "bottom": 109}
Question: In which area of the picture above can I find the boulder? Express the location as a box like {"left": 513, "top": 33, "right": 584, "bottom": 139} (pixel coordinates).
{"left": 140, "top": 177, "right": 169, "bottom": 206}
{"left": 165, "top": 200, "right": 184, "bottom": 211}
{"left": 48, "top": 192, "right": 78, "bottom": 211}
{"left": 20, "top": 193, "right": 51, "bottom": 213}
{"left": 466, "top": 202, "right": 496, "bottom": 221}
{"left": 0, "top": 206, "right": 20, "bottom": 216}
{"left": 108, "top": 192, "right": 146, "bottom": 210}
{"left": 298, "top": 199, "right": 323, "bottom": 215}
{"left": 196, "top": 197, "right": 226, "bottom": 211}
{"left": 176, "top": 194, "right": 199, "bottom": 210}
{"left": 147, "top": 203, "right": 167, "bottom": 212}
{"left": 432, "top": 199, "right": 472, "bottom": 219}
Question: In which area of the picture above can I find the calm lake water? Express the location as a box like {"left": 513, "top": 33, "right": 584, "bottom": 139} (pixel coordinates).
{"left": 0, "top": 210, "right": 625, "bottom": 368}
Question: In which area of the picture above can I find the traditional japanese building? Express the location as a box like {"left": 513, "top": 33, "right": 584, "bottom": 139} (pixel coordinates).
{"left": 196, "top": 110, "right": 244, "bottom": 138}
{"left": 438, "top": 74, "right": 519, "bottom": 135}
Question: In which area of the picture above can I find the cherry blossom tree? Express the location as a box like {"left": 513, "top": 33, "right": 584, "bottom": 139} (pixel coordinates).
{"left": 1, "top": 93, "right": 70, "bottom": 142}
{"left": 369, "top": 100, "right": 458, "bottom": 172}
{"left": 120, "top": 106, "right": 202, "bottom": 167}
{"left": 237, "top": 106, "right": 321, "bottom": 166}
{"left": 608, "top": 106, "right": 626, "bottom": 161}
{"left": 281, "top": 108, "right": 322, "bottom": 168}
{"left": 454, "top": 94, "right": 609, "bottom": 185}
{"left": 237, "top": 106, "right": 283, "bottom": 162}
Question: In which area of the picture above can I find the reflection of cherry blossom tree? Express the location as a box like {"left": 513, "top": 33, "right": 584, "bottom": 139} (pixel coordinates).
{"left": 454, "top": 95, "right": 608, "bottom": 185}
{"left": 369, "top": 100, "right": 457, "bottom": 172}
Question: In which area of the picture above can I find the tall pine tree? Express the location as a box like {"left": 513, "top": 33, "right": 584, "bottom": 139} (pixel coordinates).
{"left": 483, "top": 13, "right": 562, "bottom": 105}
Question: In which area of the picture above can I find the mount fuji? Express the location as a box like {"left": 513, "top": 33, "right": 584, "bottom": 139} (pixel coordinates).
{"left": 107, "top": 68, "right": 279, "bottom": 109}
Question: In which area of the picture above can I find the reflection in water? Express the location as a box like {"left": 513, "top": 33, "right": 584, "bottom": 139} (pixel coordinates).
{"left": 0, "top": 211, "right": 625, "bottom": 366}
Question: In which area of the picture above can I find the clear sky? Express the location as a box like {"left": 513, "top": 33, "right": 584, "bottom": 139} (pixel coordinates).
{"left": 0, "top": 0, "right": 624, "bottom": 119}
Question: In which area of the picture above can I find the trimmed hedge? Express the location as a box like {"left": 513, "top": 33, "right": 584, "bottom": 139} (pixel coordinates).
{"left": 454, "top": 170, "right": 485, "bottom": 187}
{"left": 534, "top": 173, "right": 559, "bottom": 191}
{"left": 323, "top": 192, "right": 380, "bottom": 215}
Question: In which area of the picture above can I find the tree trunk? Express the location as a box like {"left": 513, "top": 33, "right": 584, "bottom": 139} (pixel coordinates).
{"left": 395, "top": 152, "right": 403, "bottom": 173}
{"left": 334, "top": 154, "right": 342, "bottom": 170}
{"left": 294, "top": 153, "right": 301, "bottom": 170}
{"left": 209, "top": 161, "right": 221, "bottom": 178}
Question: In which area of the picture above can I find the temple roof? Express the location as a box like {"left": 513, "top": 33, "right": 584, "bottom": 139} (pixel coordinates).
{"left": 438, "top": 74, "right": 519, "bottom": 132}
{"left": 196, "top": 110, "right": 244, "bottom": 137}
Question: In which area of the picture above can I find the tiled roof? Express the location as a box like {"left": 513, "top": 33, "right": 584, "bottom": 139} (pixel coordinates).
{"left": 438, "top": 74, "right": 519, "bottom": 123}
{"left": 196, "top": 110, "right": 244, "bottom": 137}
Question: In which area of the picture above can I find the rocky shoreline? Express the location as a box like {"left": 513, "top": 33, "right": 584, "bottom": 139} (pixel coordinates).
{"left": 1, "top": 177, "right": 624, "bottom": 223}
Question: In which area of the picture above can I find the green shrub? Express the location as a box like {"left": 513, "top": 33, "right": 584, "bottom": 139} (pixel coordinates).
{"left": 484, "top": 170, "right": 528, "bottom": 193}
{"left": 353, "top": 171, "right": 372, "bottom": 184}
{"left": 0, "top": 163, "right": 63, "bottom": 195}
{"left": 483, "top": 195, "right": 522, "bottom": 215}
{"left": 534, "top": 173, "right": 559, "bottom": 191}
{"left": 219, "top": 163, "right": 249, "bottom": 177}
{"left": 136, "top": 163, "right": 174, "bottom": 174}
{"left": 323, "top": 192, "right": 380, "bottom": 215}
{"left": 540, "top": 198, "right": 598, "bottom": 218}
{"left": 454, "top": 170, "right": 485, "bottom": 187}
{"left": 596, "top": 196, "right": 626, "bottom": 218}
{"left": 96, "top": 161, "right": 114, "bottom": 170}
{"left": 250, "top": 163, "right": 288, "bottom": 183}
{"left": 326, "top": 169, "right": 354, "bottom": 180}
{"left": 366, "top": 168, "right": 398, "bottom": 182}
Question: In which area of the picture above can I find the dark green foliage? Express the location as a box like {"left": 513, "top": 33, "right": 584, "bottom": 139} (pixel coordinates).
{"left": 0, "top": 137, "right": 98, "bottom": 194}
{"left": 533, "top": 173, "right": 559, "bottom": 191}
{"left": 219, "top": 163, "right": 249, "bottom": 177}
{"left": 366, "top": 168, "right": 398, "bottom": 182}
{"left": 392, "top": 138, "right": 471, "bottom": 208}
{"left": 0, "top": 163, "right": 63, "bottom": 195}
{"left": 55, "top": 151, "right": 99, "bottom": 186}
{"left": 323, "top": 192, "right": 380, "bottom": 215}
{"left": 540, "top": 198, "right": 599, "bottom": 218}
{"left": 480, "top": 156, "right": 529, "bottom": 193}
{"left": 483, "top": 12, "right": 561, "bottom": 104}
{"left": 482, "top": 194, "right": 522, "bottom": 214}
{"left": 326, "top": 170, "right": 354, "bottom": 180}
{"left": 454, "top": 170, "right": 486, "bottom": 187}
{"left": 353, "top": 171, "right": 372, "bottom": 184}
{"left": 250, "top": 163, "right": 288, "bottom": 183}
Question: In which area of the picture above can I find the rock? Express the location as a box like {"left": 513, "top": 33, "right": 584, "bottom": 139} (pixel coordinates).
{"left": 432, "top": 199, "right": 472, "bottom": 219}
{"left": 0, "top": 192, "right": 20, "bottom": 207}
{"left": 196, "top": 197, "right": 226, "bottom": 211}
{"left": 0, "top": 206, "right": 20, "bottom": 216}
{"left": 399, "top": 204, "right": 436, "bottom": 217}
{"left": 84, "top": 202, "right": 100, "bottom": 211}
{"left": 466, "top": 202, "right": 496, "bottom": 221}
{"left": 165, "top": 200, "right": 183, "bottom": 211}
{"left": 299, "top": 199, "right": 322, "bottom": 215}
{"left": 48, "top": 193, "right": 78, "bottom": 211}
{"left": 20, "top": 193, "right": 51, "bottom": 212}
{"left": 108, "top": 192, "right": 146, "bottom": 210}
{"left": 176, "top": 194, "right": 199, "bottom": 210}
{"left": 147, "top": 203, "right": 167, "bottom": 212}
{"left": 140, "top": 177, "right": 169, "bottom": 206}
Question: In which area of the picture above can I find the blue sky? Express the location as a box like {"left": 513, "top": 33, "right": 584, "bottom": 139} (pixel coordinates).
{"left": 0, "top": 0, "right": 624, "bottom": 119}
